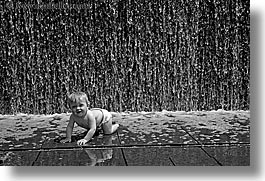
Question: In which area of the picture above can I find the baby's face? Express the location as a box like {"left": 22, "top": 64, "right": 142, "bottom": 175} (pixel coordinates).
{"left": 70, "top": 98, "right": 88, "bottom": 117}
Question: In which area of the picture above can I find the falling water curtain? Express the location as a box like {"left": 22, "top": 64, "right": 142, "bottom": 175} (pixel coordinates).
{"left": 0, "top": 0, "right": 250, "bottom": 114}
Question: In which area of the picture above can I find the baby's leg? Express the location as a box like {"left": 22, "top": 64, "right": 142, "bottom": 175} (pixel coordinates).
{"left": 102, "top": 115, "right": 119, "bottom": 135}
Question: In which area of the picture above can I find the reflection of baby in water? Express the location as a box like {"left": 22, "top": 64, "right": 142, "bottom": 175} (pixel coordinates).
{"left": 83, "top": 135, "right": 113, "bottom": 166}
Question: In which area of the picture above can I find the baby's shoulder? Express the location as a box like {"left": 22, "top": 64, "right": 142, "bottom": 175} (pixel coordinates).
{"left": 86, "top": 110, "right": 97, "bottom": 119}
{"left": 89, "top": 108, "right": 104, "bottom": 118}
{"left": 90, "top": 108, "right": 102, "bottom": 114}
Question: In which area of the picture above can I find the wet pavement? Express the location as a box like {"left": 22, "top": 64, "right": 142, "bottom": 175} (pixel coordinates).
{"left": 0, "top": 110, "right": 250, "bottom": 166}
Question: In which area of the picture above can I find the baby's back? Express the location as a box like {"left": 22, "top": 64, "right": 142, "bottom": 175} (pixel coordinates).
{"left": 90, "top": 108, "right": 106, "bottom": 125}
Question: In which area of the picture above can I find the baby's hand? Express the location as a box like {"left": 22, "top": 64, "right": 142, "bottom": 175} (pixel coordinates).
{"left": 77, "top": 139, "right": 88, "bottom": 146}
{"left": 60, "top": 138, "right": 71, "bottom": 143}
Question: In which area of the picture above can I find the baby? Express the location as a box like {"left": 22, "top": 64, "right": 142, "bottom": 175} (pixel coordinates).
{"left": 60, "top": 91, "right": 119, "bottom": 145}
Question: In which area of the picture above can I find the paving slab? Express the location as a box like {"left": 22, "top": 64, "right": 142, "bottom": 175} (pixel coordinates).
{"left": 182, "top": 124, "right": 250, "bottom": 145}
{"left": 0, "top": 114, "right": 68, "bottom": 150}
{"left": 33, "top": 148, "right": 126, "bottom": 166}
{"left": 116, "top": 116, "right": 196, "bottom": 146}
{"left": 0, "top": 113, "right": 88, "bottom": 151}
{"left": 0, "top": 150, "right": 40, "bottom": 166}
{"left": 0, "top": 129, "right": 47, "bottom": 150}
{"left": 42, "top": 133, "right": 120, "bottom": 149}
{"left": 203, "top": 145, "right": 250, "bottom": 166}
{"left": 0, "top": 111, "right": 250, "bottom": 166}
{"left": 179, "top": 111, "right": 250, "bottom": 144}
{"left": 122, "top": 146, "right": 219, "bottom": 166}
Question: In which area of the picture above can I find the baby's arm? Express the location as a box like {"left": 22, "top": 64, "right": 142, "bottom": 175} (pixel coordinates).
{"left": 61, "top": 115, "right": 75, "bottom": 143}
{"left": 77, "top": 113, "right": 96, "bottom": 145}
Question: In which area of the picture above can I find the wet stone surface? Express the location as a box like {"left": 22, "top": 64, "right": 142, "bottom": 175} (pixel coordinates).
{"left": 0, "top": 150, "right": 40, "bottom": 166}
{"left": 114, "top": 112, "right": 196, "bottom": 146}
{"left": 123, "top": 146, "right": 219, "bottom": 166}
{"left": 33, "top": 148, "right": 126, "bottom": 166}
{"left": 203, "top": 145, "right": 250, "bottom": 166}
{"left": 117, "top": 124, "right": 195, "bottom": 146}
{"left": 0, "top": 110, "right": 250, "bottom": 166}
{"left": 42, "top": 133, "right": 120, "bottom": 149}
{"left": 179, "top": 111, "right": 250, "bottom": 144}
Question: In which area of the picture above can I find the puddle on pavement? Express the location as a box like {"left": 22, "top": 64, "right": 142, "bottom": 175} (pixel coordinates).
{"left": 0, "top": 150, "right": 40, "bottom": 166}
{"left": 33, "top": 148, "right": 126, "bottom": 166}
{"left": 122, "top": 146, "right": 219, "bottom": 166}
{"left": 203, "top": 145, "right": 250, "bottom": 166}
{"left": 0, "top": 111, "right": 250, "bottom": 166}
{"left": 117, "top": 124, "right": 195, "bottom": 145}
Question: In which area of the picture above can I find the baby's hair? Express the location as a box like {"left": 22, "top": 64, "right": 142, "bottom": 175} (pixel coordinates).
{"left": 67, "top": 91, "right": 89, "bottom": 106}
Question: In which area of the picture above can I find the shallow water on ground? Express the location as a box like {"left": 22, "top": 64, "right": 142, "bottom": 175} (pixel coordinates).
{"left": 0, "top": 110, "right": 250, "bottom": 166}
{"left": 0, "top": 110, "right": 250, "bottom": 149}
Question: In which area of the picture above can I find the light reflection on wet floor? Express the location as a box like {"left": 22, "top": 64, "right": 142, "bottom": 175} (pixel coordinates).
{"left": 0, "top": 111, "right": 250, "bottom": 166}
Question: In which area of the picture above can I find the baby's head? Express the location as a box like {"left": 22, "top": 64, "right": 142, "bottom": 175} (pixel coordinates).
{"left": 67, "top": 91, "right": 89, "bottom": 107}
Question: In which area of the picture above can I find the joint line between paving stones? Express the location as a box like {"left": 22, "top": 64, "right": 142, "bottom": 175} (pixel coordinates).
{"left": 31, "top": 137, "right": 49, "bottom": 166}
{"left": 200, "top": 146, "right": 223, "bottom": 166}
{"left": 180, "top": 126, "right": 202, "bottom": 145}
{"left": 169, "top": 157, "right": 176, "bottom": 166}
{"left": 0, "top": 142, "right": 250, "bottom": 152}
{"left": 116, "top": 131, "right": 128, "bottom": 166}
{"left": 31, "top": 150, "right": 41, "bottom": 166}
{"left": 180, "top": 126, "right": 223, "bottom": 166}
